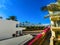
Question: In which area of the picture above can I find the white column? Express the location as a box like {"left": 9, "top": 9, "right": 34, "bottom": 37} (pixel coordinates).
{"left": 51, "top": 21, "right": 54, "bottom": 26}
{"left": 50, "top": 26, "right": 56, "bottom": 45}
{"left": 49, "top": 13, "right": 55, "bottom": 45}
{"left": 56, "top": 21, "right": 58, "bottom": 27}
{"left": 50, "top": 19, "right": 55, "bottom": 45}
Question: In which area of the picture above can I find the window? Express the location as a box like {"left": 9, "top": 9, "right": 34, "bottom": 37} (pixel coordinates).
{"left": 16, "top": 24, "right": 18, "bottom": 28}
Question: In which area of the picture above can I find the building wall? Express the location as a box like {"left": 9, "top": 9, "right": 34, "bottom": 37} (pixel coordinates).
{"left": 0, "top": 19, "right": 21, "bottom": 40}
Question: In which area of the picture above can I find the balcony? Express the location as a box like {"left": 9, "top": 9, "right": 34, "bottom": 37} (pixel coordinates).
{"left": 50, "top": 16, "right": 60, "bottom": 21}
{"left": 47, "top": 4, "right": 60, "bottom": 12}
{"left": 51, "top": 27, "right": 60, "bottom": 31}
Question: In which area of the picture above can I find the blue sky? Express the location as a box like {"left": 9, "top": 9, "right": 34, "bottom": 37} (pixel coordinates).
{"left": 0, "top": 0, "right": 56, "bottom": 24}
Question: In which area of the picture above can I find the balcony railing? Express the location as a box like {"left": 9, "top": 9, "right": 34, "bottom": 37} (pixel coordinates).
{"left": 47, "top": 4, "right": 60, "bottom": 12}
{"left": 51, "top": 16, "right": 60, "bottom": 21}
{"left": 51, "top": 27, "right": 60, "bottom": 31}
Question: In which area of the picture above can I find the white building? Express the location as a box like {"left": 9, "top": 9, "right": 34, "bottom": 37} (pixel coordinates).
{"left": 0, "top": 19, "right": 25, "bottom": 40}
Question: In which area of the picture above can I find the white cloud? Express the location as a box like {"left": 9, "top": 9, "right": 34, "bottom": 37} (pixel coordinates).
{"left": 0, "top": 5, "right": 6, "bottom": 9}
{"left": 0, "top": 13, "right": 7, "bottom": 19}
{"left": 0, "top": 0, "right": 12, "bottom": 9}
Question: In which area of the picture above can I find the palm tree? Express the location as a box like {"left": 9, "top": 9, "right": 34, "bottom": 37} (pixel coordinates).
{"left": 25, "top": 21, "right": 30, "bottom": 26}
{"left": 41, "top": 6, "right": 48, "bottom": 11}
{"left": 0, "top": 16, "right": 3, "bottom": 19}
{"left": 38, "top": 23, "right": 41, "bottom": 25}
{"left": 22, "top": 22, "right": 25, "bottom": 27}
{"left": 6, "top": 16, "right": 18, "bottom": 21}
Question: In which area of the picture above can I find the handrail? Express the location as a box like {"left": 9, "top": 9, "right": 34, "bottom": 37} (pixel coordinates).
{"left": 28, "top": 34, "right": 42, "bottom": 45}
{"left": 28, "top": 26, "right": 50, "bottom": 45}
